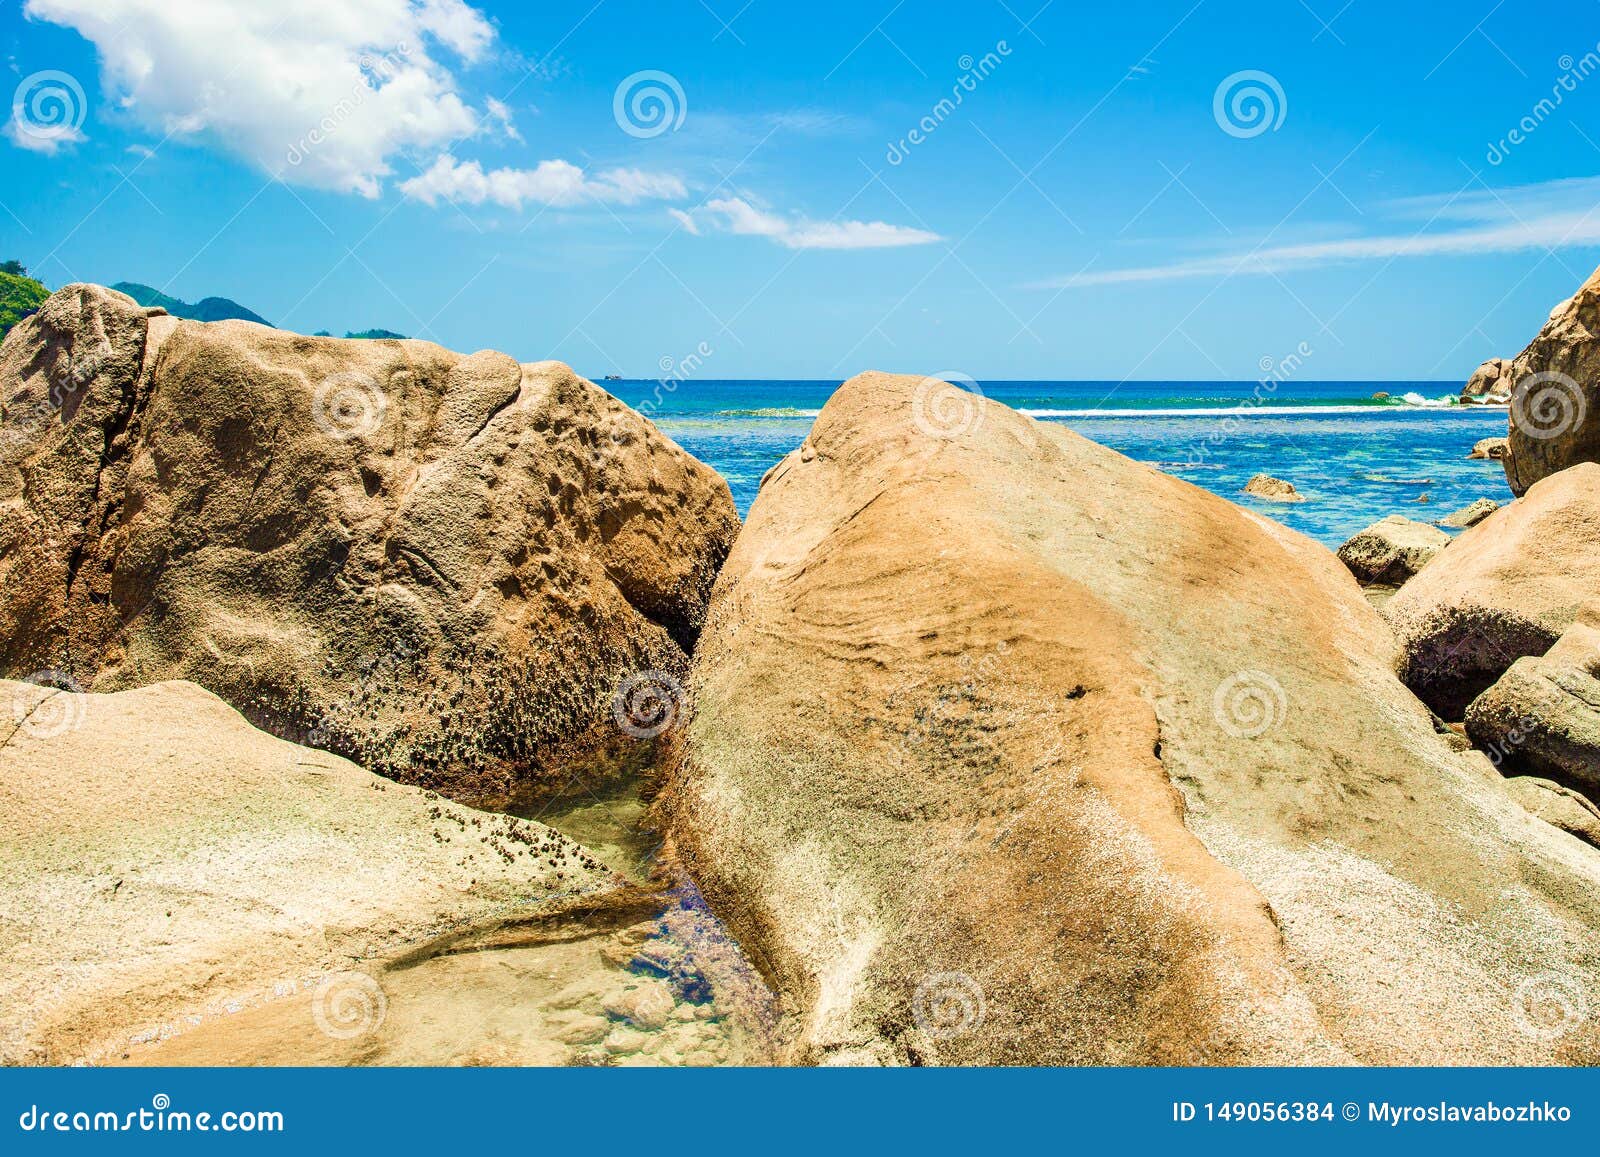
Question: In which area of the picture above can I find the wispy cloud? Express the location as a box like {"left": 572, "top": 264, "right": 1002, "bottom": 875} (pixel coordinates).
{"left": 683, "top": 196, "right": 941, "bottom": 250}
{"left": 4, "top": 116, "right": 85, "bottom": 154}
{"left": 1037, "top": 176, "right": 1600, "bottom": 288}
{"left": 400, "top": 156, "right": 686, "bottom": 210}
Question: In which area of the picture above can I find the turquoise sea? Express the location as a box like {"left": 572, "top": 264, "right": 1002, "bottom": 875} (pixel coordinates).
{"left": 610, "top": 379, "right": 1514, "bottom": 549}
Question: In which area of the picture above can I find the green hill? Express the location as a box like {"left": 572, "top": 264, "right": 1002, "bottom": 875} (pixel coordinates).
{"left": 112, "top": 281, "right": 272, "bottom": 327}
{"left": 345, "top": 328, "right": 408, "bottom": 340}
{"left": 0, "top": 265, "right": 50, "bottom": 342}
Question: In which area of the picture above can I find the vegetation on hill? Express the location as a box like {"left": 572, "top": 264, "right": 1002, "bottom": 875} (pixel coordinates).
{"left": 111, "top": 281, "right": 272, "bottom": 326}
{"left": 0, "top": 263, "right": 50, "bottom": 342}
{"left": 345, "top": 328, "right": 408, "bottom": 340}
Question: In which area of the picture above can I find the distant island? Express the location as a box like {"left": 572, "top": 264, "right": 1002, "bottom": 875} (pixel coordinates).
{"left": 112, "top": 281, "right": 273, "bottom": 326}
{"left": 0, "top": 267, "right": 406, "bottom": 345}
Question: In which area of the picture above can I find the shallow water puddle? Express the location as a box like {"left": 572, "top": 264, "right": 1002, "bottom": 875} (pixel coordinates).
{"left": 113, "top": 782, "right": 779, "bottom": 1067}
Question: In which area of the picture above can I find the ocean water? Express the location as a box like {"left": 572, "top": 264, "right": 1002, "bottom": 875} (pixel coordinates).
{"left": 613, "top": 379, "right": 1514, "bottom": 549}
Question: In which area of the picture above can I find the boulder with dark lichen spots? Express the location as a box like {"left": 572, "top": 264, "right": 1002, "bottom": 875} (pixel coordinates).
{"left": 1386, "top": 463, "right": 1600, "bottom": 720}
{"left": 0, "top": 284, "right": 739, "bottom": 805}
{"left": 1337, "top": 515, "right": 1449, "bottom": 586}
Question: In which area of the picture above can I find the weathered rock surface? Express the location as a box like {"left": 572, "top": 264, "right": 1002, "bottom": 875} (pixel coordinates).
{"left": 661, "top": 371, "right": 1600, "bottom": 1066}
{"left": 1387, "top": 463, "right": 1600, "bottom": 719}
{"left": 0, "top": 678, "right": 616, "bottom": 1065}
{"left": 1464, "top": 610, "right": 1600, "bottom": 798}
{"left": 0, "top": 284, "right": 738, "bottom": 803}
{"left": 1461, "top": 357, "right": 1514, "bottom": 404}
{"left": 1503, "top": 777, "right": 1600, "bottom": 851}
{"left": 1439, "top": 498, "right": 1500, "bottom": 529}
{"left": 1336, "top": 515, "right": 1449, "bottom": 586}
{"left": 1243, "top": 473, "right": 1304, "bottom": 502}
{"left": 1468, "top": 436, "right": 1509, "bottom": 461}
{"left": 1502, "top": 264, "right": 1600, "bottom": 495}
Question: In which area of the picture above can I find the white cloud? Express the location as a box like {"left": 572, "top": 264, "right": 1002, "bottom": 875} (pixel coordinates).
{"left": 23, "top": 0, "right": 495, "bottom": 196}
{"left": 399, "top": 155, "right": 685, "bottom": 210}
{"left": 484, "top": 96, "right": 520, "bottom": 142}
{"left": 5, "top": 116, "right": 84, "bottom": 154}
{"left": 688, "top": 196, "right": 941, "bottom": 250}
{"left": 667, "top": 207, "right": 700, "bottom": 235}
{"left": 1038, "top": 175, "right": 1600, "bottom": 288}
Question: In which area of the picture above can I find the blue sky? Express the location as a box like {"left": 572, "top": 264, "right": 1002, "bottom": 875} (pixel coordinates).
{"left": 3, "top": 0, "right": 1599, "bottom": 380}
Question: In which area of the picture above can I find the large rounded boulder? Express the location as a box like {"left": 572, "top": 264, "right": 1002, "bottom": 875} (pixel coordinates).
{"left": 1502, "top": 264, "right": 1600, "bottom": 495}
{"left": 0, "top": 285, "right": 739, "bottom": 804}
{"left": 1386, "top": 463, "right": 1600, "bottom": 720}
{"left": 660, "top": 371, "right": 1600, "bottom": 1066}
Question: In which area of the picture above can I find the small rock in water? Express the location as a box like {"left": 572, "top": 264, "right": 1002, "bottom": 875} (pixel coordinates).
{"left": 602, "top": 1026, "right": 653, "bottom": 1055}
{"left": 1439, "top": 498, "right": 1500, "bottom": 529}
{"left": 1337, "top": 515, "right": 1450, "bottom": 587}
{"left": 603, "top": 980, "right": 676, "bottom": 1030}
{"left": 1467, "top": 436, "right": 1509, "bottom": 461}
{"left": 1243, "top": 473, "right": 1305, "bottom": 503}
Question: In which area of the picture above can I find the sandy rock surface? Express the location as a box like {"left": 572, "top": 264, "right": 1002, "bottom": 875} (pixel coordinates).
{"left": 0, "top": 678, "right": 617, "bottom": 1065}
{"left": 661, "top": 371, "right": 1600, "bottom": 1066}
